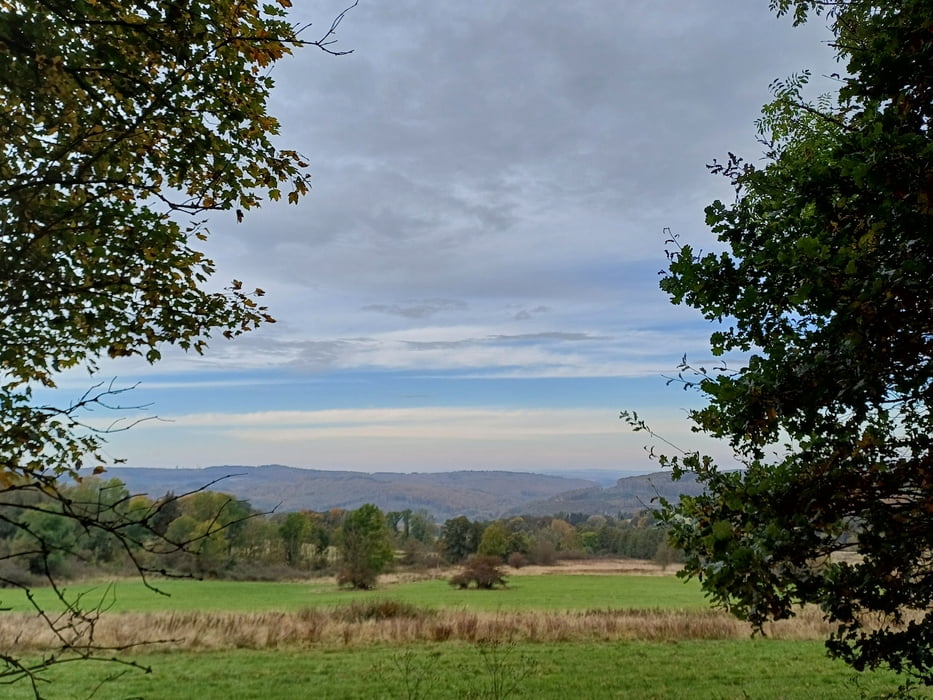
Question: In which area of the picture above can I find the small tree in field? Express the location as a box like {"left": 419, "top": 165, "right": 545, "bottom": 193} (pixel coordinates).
{"left": 337, "top": 504, "right": 395, "bottom": 590}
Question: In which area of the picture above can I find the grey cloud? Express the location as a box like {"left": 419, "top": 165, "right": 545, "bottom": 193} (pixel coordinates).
{"left": 513, "top": 305, "right": 551, "bottom": 320}
{"left": 288, "top": 339, "right": 373, "bottom": 369}
{"left": 402, "top": 339, "right": 472, "bottom": 351}
{"left": 195, "top": 1, "right": 838, "bottom": 377}
{"left": 362, "top": 299, "right": 468, "bottom": 319}
{"left": 403, "top": 331, "right": 600, "bottom": 352}
{"left": 488, "top": 332, "right": 599, "bottom": 343}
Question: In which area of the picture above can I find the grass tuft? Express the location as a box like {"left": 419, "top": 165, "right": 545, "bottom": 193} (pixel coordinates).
{"left": 332, "top": 598, "right": 435, "bottom": 623}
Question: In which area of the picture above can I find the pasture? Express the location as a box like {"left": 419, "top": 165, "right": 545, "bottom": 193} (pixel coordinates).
{"left": 1, "top": 565, "right": 927, "bottom": 699}
{"left": 5, "top": 641, "right": 922, "bottom": 699}
{"left": 1, "top": 571, "right": 710, "bottom": 614}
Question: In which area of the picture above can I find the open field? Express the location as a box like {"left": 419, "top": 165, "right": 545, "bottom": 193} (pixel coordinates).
{"left": 6, "top": 641, "right": 927, "bottom": 699}
{"left": 1, "top": 571, "right": 708, "bottom": 615}
{"left": 1, "top": 562, "right": 928, "bottom": 698}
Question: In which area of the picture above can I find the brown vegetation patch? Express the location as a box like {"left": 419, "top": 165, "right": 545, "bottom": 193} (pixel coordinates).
{"left": 504, "top": 558, "right": 680, "bottom": 577}
{"left": 379, "top": 558, "right": 679, "bottom": 584}
{"left": 0, "top": 605, "right": 837, "bottom": 653}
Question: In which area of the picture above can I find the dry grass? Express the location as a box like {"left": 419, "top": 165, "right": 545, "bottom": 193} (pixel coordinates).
{"left": 0, "top": 605, "right": 836, "bottom": 654}
{"left": 506, "top": 558, "right": 680, "bottom": 577}
{"left": 0, "top": 560, "right": 851, "bottom": 655}
{"left": 380, "top": 557, "right": 678, "bottom": 584}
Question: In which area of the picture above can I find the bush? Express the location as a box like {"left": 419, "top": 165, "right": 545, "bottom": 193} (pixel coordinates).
{"left": 527, "top": 540, "right": 556, "bottom": 566}
{"left": 334, "top": 599, "right": 434, "bottom": 622}
{"left": 337, "top": 562, "right": 380, "bottom": 590}
{"left": 223, "top": 562, "right": 308, "bottom": 582}
{"left": 506, "top": 552, "right": 527, "bottom": 569}
{"left": 450, "top": 555, "right": 507, "bottom": 590}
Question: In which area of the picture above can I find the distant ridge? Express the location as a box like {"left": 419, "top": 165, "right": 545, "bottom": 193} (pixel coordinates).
{"left": 98, "top": 466, "right": 705, "bottom": 521}
{"left": 101, "top": 465, "right": 599, "bottom": 521}
{"left": 507, "top": 470, "right": 706, "bottom": 517}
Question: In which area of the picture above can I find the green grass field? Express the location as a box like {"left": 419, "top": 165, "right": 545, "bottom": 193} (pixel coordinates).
{"left": 3, "top": 574, "right": 929, "bottom": 699}
{"left": 2, "top": 573, "right": 710, "bottom": 614}
{"left": 7, "top": 641, "right": 926, "bottom": 699}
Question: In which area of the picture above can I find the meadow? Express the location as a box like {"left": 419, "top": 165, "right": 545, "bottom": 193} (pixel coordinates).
{"left": 2, "top": 570, "right": 711, "bottom": 614}
{"left": 1, "top": 565, "right": 927, "bottom": 699}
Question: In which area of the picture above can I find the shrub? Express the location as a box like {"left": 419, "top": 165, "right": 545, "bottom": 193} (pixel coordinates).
{"left": 527, "top": 540, "right": 556, "bottom": 566}
{"left": 334, "top": 599, "right": 433, "bottom": 622}
{"left": 506, "top": 552, "right": 527, "bottom": 569}
{"left": 337, "top": 562, "right": 380, "bottom": 590}
{"left": 450, "top": 555, "right": 507, "bottom": 590}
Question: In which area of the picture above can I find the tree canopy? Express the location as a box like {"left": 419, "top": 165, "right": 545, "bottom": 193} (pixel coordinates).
{"left": 0, "top": 0, "right": 352, "bottom": 690}
{"left": 640, "top": 0, "right": 933, "bottom": 685}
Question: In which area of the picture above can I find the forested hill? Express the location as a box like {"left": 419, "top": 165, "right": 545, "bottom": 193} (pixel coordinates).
{"left": 101, "top": 466, "right": 600, "bottom": 521}
{"left": 508, "top": 471, "right": 706, "bottom": 517}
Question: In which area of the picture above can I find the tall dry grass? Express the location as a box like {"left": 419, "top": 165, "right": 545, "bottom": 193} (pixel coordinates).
{"left": 0, "top": 604, "right": 837, "bottom": 654}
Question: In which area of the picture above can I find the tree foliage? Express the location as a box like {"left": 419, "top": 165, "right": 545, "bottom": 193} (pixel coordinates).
{"left": 440, "top": 515, "right": 485, "bottom": 563}
{"left": 0, "top": 0, "right": 353, "bottom": 691}
{"left": 641, "top": 0, "right": 933, "bottom": 684}
{"left": 337, "top": 504, "right": 395, "bottom": 590}
{"left": 477, "top": 522, "right": 509, "bottom": 559}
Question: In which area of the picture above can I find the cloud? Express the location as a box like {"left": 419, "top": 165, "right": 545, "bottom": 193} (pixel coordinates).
{"left": 97, "top": 403, "right": 739, "bottom": 471}
{"left": 42, "top": 3, "right": 840, "bottom": 470}
{"left": 362, "top": 299, "right": 468, "bottom": 318}
{"left": 487, "top": 332, "right": 599, "bottom": 343}
{"left": 513, "top": 305, "right": 550, "bottom": 320}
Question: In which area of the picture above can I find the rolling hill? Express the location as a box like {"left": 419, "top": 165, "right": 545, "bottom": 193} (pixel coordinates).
{"left": 505, "top": 470, "right": 706, "bottom": 517}
{"left": 103, "top": 465, "right": 597, "bottom": 521}
{"left": 100, "top": 465, "right": 704, "bottom": 521}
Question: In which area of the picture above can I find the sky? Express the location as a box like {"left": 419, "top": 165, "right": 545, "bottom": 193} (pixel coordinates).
{"left": 58, "top": 1, "right": 839, "bottom": 473}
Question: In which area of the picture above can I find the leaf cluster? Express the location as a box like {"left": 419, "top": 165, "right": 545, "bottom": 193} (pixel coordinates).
{"left": 0, "top": 1, "right": 354, "bottom": 694}
{"left": 655, "top": 0, "right": 933, "bottom": 684}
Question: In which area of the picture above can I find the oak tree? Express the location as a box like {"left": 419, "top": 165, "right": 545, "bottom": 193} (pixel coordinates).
{"left": 638, "top": 0, "right": 933, "bottom": 685}
{"left": 0, "top": 0, "right": 353, "bottom": 690}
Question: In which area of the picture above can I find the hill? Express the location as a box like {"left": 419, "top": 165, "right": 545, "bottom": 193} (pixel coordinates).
{"left": 508, "top": 470, "right": 706, "bottom": 517}
{"left": 102, "top": 465, "right": 599, "bottom": 521}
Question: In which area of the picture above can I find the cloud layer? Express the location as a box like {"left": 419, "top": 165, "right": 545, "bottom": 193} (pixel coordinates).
{"left": 75, "top": 3, "right": 838, "bottom": 471}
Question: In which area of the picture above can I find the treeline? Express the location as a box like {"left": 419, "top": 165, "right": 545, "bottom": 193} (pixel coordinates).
{"left": 0, "top": 477, "right": 680, "bottom": 586}
{"left": 437, "top": 512, "right": 680, "bottom": 568}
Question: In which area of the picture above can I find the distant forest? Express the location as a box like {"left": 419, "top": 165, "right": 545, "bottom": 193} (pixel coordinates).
{"left": 0, "top": 477, "right": 680, "bottom": 586}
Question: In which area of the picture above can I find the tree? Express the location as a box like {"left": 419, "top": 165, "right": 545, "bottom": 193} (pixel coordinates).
{"left": 547, "top": 518, "right": 581, "bottom": 554}
{"left": 149, "top": 492, "right": 182, "bottom": 537}
{"left": 337, "top": 504, "right": 395, "bottom": 590}
{"left": 635, "top": 0, "right": 933, "bottom": 685}
{"left": 408, "top": 509, "right": 438, "bottom": 544}
{"left": 64, "top": 477, "right": 135, "bottom": 565}
{"left": 477, "top": 522, "right": 509, "bottom": 559}
{"left": 12, "top": 509, "right": 78, "bottom": 577}
{"left": 279, "top": 512, "right": 312, "bottom": 568}
{"left": 440, "top": 516, "right": 484, "bottom": 563}
{"left": 163, "top": 490, "right": 255, "bottom": 576}
{"left": 0, "top": 0, "right": 353, "bottom": 690}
